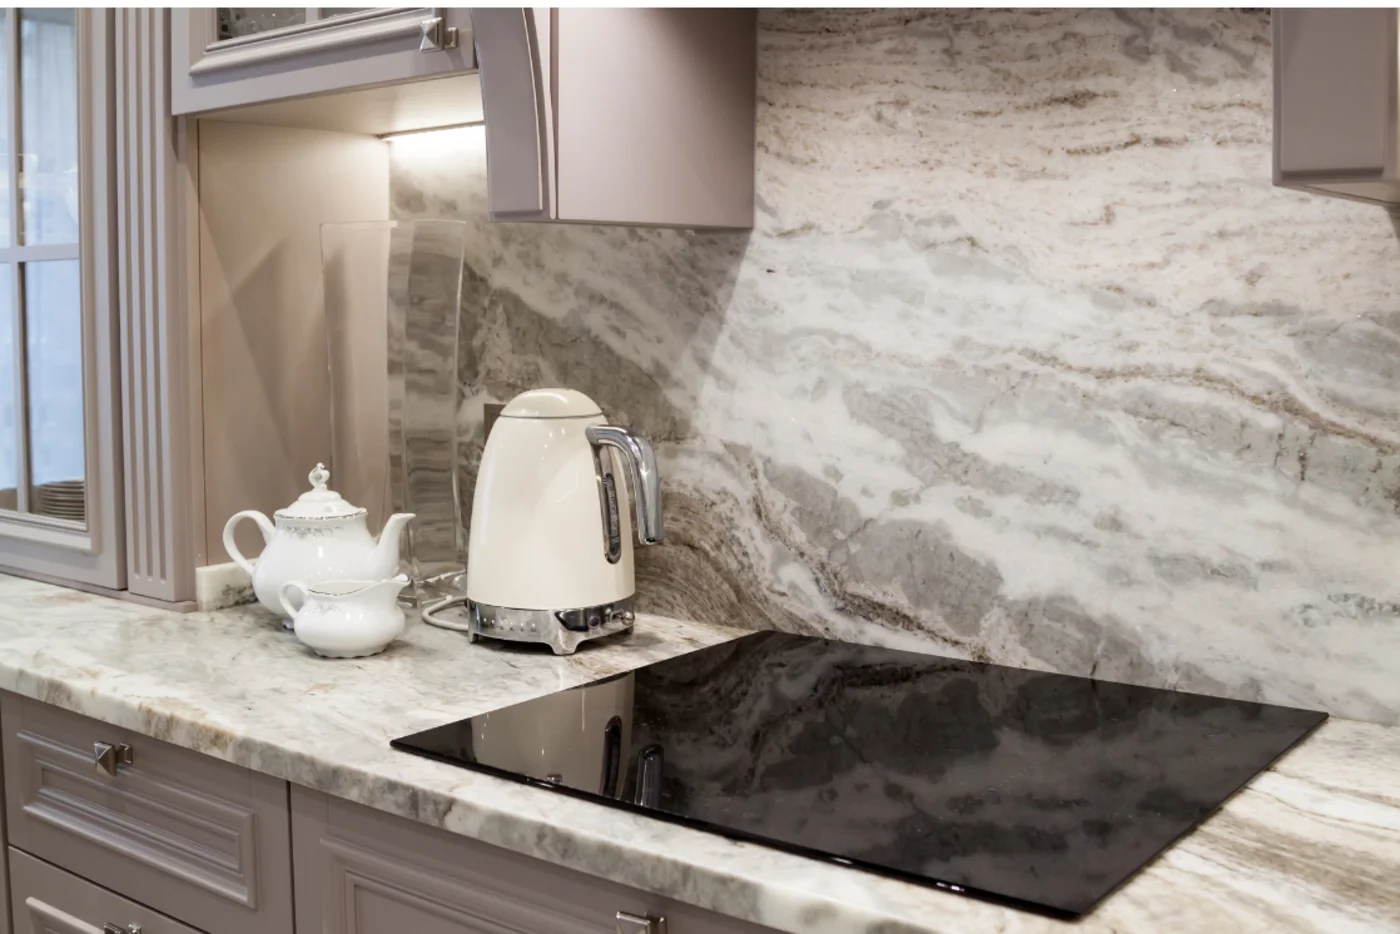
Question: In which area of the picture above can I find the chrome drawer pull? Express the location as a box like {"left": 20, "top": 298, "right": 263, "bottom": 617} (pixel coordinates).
{"left": 103, "top": 924, "right": 142, "bottom": 934}
{"left": 616, "top": 911, "right": 667, "bottom": 934}
{"left": 93, "top": 741, "right": 134, "bottom": 777}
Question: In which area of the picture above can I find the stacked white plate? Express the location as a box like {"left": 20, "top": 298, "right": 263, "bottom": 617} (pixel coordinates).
{"left": 35, "top": 480, "right": 85, "bottom": 523}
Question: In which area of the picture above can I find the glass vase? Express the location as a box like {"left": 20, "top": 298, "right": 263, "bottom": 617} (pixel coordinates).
{"left": 321, "top": 219, "right": 466, "bottom": 607}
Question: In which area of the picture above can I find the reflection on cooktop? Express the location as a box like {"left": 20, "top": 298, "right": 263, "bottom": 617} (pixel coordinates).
{"left": 392, "top": 631, "right": 1326, "bottom": 918}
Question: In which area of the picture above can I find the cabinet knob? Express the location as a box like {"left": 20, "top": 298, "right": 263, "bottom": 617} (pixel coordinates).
{"left": 418, "top": 16, "right": 459, "bottom": 52}
{"left": 93, "top": 741, "right": 134, "bottom": 777}
{"left": 616, "top": 911, "right": 667, "bottom": 934}
{"left": 103, "top": 924, "right": 142, "bottom": 934}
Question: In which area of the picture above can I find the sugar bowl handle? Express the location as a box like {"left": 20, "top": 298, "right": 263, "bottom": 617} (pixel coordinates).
{"left": 279, "top": 580, "right": 310, "bottom": 621}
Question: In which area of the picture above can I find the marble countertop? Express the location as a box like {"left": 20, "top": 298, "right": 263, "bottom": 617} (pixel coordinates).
{"left": 0, "top": 574, "right": 1396, "bottom": 933}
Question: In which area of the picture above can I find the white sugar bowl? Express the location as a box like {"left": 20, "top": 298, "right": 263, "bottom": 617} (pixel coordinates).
{"left": 279, "top": 577, "right": 409, "bottom": 658}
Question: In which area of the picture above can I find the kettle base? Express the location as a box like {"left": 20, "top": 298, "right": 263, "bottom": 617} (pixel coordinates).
{"left": 465, "top": 598, "right": 636, "bottom": 656}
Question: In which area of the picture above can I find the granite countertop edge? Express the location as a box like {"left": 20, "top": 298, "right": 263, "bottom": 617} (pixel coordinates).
{"left": 0, "top": 574, "right": 1396, "bottom": 934}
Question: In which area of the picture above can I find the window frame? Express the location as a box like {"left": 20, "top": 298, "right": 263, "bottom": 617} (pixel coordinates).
{"left": 0, "top": 8, "right": 124, "bottom": 587}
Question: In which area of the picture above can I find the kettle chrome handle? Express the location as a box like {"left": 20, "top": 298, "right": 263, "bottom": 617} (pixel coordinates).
{"left": 586, "top": 426, "right": 664, "bottom": 548}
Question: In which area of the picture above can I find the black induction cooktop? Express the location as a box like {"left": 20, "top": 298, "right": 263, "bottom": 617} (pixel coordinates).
{"left": 391, "top": 631, "right": 1325, "bottom": 918}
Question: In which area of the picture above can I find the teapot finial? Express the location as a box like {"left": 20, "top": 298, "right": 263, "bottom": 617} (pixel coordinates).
{"left": 309, "top": 463, "right": 330, "bottom": 491}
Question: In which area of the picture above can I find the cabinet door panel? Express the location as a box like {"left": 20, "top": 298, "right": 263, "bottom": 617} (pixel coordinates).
{"left": 292, "top": 784, "right": 775, "bottom": 934}
{"left": 171, "top": 7, "right": 475, "bottom": 116}
{"left": 10, "top": 848, "right": 202, "bottom": 934}
{"left": 321, "top": 838, "right": 536, "bottom": 934}
{"left": 553, "top": 9, "right": 756, "bottom": 228}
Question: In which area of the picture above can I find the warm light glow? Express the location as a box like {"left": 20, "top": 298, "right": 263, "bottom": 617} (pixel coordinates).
{"left": 381, "top": 123, "right": 487, "bottom": 165}
{"left": 380, "top": 122, "right": 485, "bottom": 143}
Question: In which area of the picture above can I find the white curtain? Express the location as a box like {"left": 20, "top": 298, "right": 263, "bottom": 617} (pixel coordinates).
{"left": 21, "top": 7, "right": 83, "bottom": 490}
{"left": 22, "top": 6, "right": 78, "bottom": 245}
{"left": 0, "top": 263, "right": 14, "bottom": 500}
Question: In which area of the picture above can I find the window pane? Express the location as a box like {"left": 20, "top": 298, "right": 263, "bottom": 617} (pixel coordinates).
{"left": 25, "top": 259, "right": 84, "bottom": 523}
{"left": 20, "top": 8, "right": 78, "bottom": 246}
{"left": 0, "top": 9, "right": 11, "bottom": 249}
{"left": 0, "top": 265, "right": 15, "bottom": 511}
{"left": 217, "top": 8, "right": 306, "bottom": 41}
{"left": 321, "top": 9, "right": 371, "bottom": 18}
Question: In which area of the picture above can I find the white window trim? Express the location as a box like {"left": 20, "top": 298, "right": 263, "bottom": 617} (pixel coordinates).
{"left": 0, "top": 8, "right": 125, "bottom": 587}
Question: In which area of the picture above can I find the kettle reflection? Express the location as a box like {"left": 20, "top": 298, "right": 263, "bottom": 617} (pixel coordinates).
{"left": 472, "top": 673, "right": 638, "bottom": 796}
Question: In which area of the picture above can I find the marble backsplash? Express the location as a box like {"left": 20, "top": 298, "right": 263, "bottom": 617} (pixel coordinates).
{"left": 390, "top": 9, "right": 1400, "bottom": 724}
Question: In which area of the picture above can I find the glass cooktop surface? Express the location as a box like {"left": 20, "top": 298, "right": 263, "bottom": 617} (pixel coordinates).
{"left": 391, "top": 631, "right": 1326, "bottom": 918}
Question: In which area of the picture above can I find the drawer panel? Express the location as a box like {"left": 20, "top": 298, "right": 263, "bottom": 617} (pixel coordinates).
{"left": 10, "top": 848, "right": 202, "bottom": 934}
{"left": 1, "top": 694, "right": 292, "bottom": 934}
{"left": 292, "top": 785, "right": 775, "bottom": 934}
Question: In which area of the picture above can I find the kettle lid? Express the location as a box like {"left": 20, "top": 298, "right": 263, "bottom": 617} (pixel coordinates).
{"left": 501, "top": 388, "right": 602, "bottom": 419}
{"left": 275, "top": 464, "right": 366, "bottom": 520}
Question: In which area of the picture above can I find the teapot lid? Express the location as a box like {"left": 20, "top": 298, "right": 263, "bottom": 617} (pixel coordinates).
{"left": 275, "top": 464, "right": 366, "bottom": 520}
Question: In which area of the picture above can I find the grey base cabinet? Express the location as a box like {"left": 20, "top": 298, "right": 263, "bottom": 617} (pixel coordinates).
{"left": 1, "top": 695, "right": 293, "bottom": 934}
{"left": 10, "top": 847, "right": 202, "bottom": 934}
{"left": 0, "top": 692, "right": 775, "bottom": 934}
{"left": 0, "top": 729, "right": 8, "bottom": 934}
{"left": 291, "top": 785, "right": 772, "bottom": 934}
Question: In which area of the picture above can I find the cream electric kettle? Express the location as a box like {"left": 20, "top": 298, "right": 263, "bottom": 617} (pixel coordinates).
{"left": 464, "top": 389, "right": 663, "bottom": 654}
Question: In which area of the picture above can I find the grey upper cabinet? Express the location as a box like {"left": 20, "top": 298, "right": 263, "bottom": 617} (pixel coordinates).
{"left": 473, "top": 9, "right": 757, "bottom": 229}
{"left": 1273, "top": 8, "right": 1400, "bottom": 205}
{"left": 171, "top": 7, "right": 475, "bottom": 118}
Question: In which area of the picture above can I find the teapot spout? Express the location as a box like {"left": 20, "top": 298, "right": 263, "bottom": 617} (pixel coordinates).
{"left": 373, "top": 512, "right": 416, "bottom": 574}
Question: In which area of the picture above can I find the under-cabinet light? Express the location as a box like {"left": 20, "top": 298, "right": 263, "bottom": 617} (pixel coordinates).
{"left": 379, "top": 121, "right": 485, "bottom": 142}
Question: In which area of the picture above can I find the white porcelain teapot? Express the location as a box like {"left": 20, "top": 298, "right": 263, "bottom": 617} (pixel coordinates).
{"left": 223, "top": 464, "right": 414, "bottom": 619}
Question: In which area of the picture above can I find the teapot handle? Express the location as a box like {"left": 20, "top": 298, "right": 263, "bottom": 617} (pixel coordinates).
{"left": 223, "top": 510, "right": 275, "bottom": 577}
{"left": 278, "top": 580, "right": 310, "bottom": 622}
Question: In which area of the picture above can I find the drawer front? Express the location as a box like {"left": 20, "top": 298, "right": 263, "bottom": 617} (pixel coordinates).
{"left": 10, "top": 847, "right": 202, "bottom": 934}
{"left": 1, "top": 695, "right": 292, "bottom": 934}
{"left": 292, "top": 785, "right": 774, "bottom": 934}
